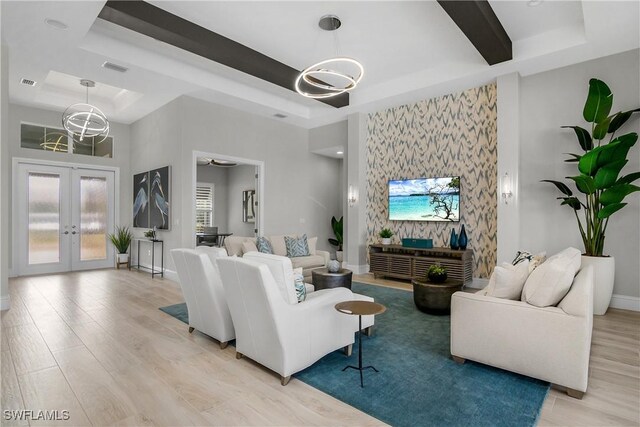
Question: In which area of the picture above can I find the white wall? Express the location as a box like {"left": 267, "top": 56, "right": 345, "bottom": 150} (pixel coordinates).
{"left": 130, "top": 96, "right": 343, "bottom": 274}
{"left": 196, "top": 165, "right": 228, "bottom": 231}
{"left": 1, "top": 40, "right": 10, "bottom": 309}
{"left": 227, "top": 165, "right": 256, "bottom": 237}
{"left": 6, "top": 104, "right": 132, "bottom": 275}
{"left": 519, "top": 49, "right": 640, "bottom": 299}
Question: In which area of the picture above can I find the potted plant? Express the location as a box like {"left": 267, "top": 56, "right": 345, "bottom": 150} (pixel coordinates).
{"left": 427, "top": 264, "right": 448, "bottom": 283}
{"left": 328, "top": 216, "right": 344, "bottom": 262}
{"left": 379, "top": 228, "right": 393, "bottom": 245}
{"left": 542, "top": 78, "right": 639, "bottom": 315}
{"left": 144, "top": 228, "right": 157, "bottom": 240}
{"left": 108, "top": 226, "right": 133, "bottom": 264}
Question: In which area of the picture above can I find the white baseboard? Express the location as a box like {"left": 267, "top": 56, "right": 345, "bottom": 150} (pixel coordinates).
{"left": 131, "top": 260, "right": 177, "bottom": 282}
{"left": 609, "top": 294, "right": 640, "bottom": 312}
{"left": 9, "top": 267, "right": 17, "bottom": 278}
{"left": 346, "top": 264, "right": 369, "bottom": 275}
{"left": 163, "top": 268, "right": 178, "bottom": 282}
{"left": 1, "top": 295, "right": 10, "bottom": 311}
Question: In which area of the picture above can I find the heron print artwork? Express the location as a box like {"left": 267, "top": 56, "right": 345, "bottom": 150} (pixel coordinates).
{"left": 132, "top": 166, "right": 170, "bottom": 229}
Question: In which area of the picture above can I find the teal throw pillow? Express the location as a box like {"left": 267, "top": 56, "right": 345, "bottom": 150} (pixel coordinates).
{"left": 285, "top": 235, "right": 310, "bottom": 258}
{"left": 256, "top": 237, "right": 273, "bottom": 254}
{"left": 293, "top": 270, "right": 306, "bottom": 302}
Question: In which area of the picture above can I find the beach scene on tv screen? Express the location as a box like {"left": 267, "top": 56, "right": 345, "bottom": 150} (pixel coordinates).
{"left": 389, "top": 177, "right": 460, "bottom": 222}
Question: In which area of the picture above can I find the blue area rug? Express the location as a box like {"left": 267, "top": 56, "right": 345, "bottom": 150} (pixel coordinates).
{"left": 160, "top": 282, "right": 549, "bottom": 427}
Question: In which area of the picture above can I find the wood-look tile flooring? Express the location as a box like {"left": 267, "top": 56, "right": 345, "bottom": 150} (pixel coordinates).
{"left": 1, "top": 269, "right": 638, "bottom": 426}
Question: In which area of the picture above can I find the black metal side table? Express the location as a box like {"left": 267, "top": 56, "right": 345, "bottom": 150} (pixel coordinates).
{"left": 134, "top": 239, "right": 164, "bottom": 278}
{"left": 335, "top": 300, "right": 386, "bottom": 387}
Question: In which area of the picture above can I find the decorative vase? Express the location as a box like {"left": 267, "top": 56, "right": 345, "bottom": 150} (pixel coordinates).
{"left": 381, "top": 238, "right": 391, "bottom": 245}
{"left": 458, "top": 225, "right": 468, "bottom": 250}
{"left": 327, "top": 260, "right": 341, "bottom": 273}
{"left": 336, "top": 251, "right": 344, "bottom": 263}
{"left": 581, "top": 255, "right": 615, "bottom": 315}
{"left": 449, "top": 229, "right": 459, "bottom": 250}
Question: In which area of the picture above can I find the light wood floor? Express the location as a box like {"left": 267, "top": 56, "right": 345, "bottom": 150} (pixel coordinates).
{"left": 1, "top": 270, "right": 638, "bottom": 426}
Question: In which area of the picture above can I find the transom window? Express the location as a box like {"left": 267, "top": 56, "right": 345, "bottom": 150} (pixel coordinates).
{"left": 21, "top": 123, "right": 113, "bottom": 158}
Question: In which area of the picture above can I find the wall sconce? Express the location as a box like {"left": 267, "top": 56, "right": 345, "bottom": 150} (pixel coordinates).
{"left": 501, "top": 172, "right": 513, "bottom": 204}
{"left": 348, "top": 185, "right": 358, "bottom": 207}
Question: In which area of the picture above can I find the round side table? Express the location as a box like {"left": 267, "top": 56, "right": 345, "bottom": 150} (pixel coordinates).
{"left": 411, "top": 279, "right": 463, "bottom": 314}
{"left": 312, "top": 268, "right": 353, "bottom": 290}
{"left": 335, "top": 300, "right": 386, "bottom": 387}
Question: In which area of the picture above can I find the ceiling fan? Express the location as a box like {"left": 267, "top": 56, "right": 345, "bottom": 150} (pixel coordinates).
{"left": 197, "top": 158, "right": 238, "bottom": 167}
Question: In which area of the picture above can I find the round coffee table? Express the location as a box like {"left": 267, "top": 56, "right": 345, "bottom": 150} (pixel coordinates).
{"left": 335, "top": 300, "right": 386, "bottom": 387}
{"left": 412, "top": 279, "right": 463, "bottom": 314}
{"left": 312, "top": 268, "right": 353, "bottom": 290}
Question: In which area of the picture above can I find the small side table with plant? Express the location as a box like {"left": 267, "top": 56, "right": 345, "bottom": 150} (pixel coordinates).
{"left": 412, "top": 264, "right": 463, "bottom": 314}
{"left": 108, "top": 226, "right": 133, "bottom": 269}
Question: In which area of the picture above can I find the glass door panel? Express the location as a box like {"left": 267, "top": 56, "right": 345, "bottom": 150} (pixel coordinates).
{"left": 28, "top": 173, "right": 61, "bottom": 264}
{"left": 79, "top": 176, "right": 108, "bottom": 261}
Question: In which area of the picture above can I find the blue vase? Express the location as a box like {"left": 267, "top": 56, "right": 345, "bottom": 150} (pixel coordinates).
{"left": 450, "top": 229, "right": 459, "bottom": 250}
{"left": 458, "top": 224, "right": 468, "bottom": 250}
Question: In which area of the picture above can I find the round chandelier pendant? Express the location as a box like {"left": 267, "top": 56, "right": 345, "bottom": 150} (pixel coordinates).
{"left": 62, "top": 79, "right": 110, "bottom": 144}
{"left": 295, "top": 15, "right": 364, "bottom": 99}
{"left": 295, "top": 57, "right": 364, "bottom": 99}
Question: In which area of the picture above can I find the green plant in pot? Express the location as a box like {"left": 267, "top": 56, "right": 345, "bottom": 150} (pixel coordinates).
{"left": 379, "top": 228, "right": 393, "bottom": 245}
{"left": 542, "top": 78, "right": 639, "bottom": 315}
{"left": 427, "top": 264, "right": 448, "bottom": 283}
{"left": 328, "top": 216, "right": 344, "bottom": 262}
{"left": 108, "top": 226, "right": 133, "bottom": 265}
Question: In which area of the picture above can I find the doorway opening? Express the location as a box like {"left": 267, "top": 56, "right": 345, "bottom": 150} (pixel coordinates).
{"left": 191, "top": 151, "right": 264, "bottom": 248}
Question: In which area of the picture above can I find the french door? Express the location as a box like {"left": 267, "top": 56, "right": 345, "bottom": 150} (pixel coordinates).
{"left": 17, "top": 162, "right": 115, "bottom": 275}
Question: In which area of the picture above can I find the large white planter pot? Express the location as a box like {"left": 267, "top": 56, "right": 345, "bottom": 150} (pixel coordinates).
{"left": 336, "top": 251, "right": 344, "bottom": 263}
{"left": 381, "top": 238, "right": 391, "bottom": 245}
{"left": 581, "top": 255, "right": 615, "bottom": 315}
{"left": 117, "top": 253, "right": 129, "bottom": 263}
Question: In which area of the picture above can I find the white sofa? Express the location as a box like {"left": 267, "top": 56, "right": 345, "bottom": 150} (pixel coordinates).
{"left": 170, "top": 247, "right": 235, "bottom": 348}
{"left": 224, "top": 235, "right": 329, "bottom": 281}
{"left": 450, "top": 265, "right": 594, "bottom": 399}
{"left": 217, "top": 256, "right": 365, "bottom": 385}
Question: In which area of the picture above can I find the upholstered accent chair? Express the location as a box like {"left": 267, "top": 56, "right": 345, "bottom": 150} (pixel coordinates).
{"left": 171, "top": 248, "right": 235, "bottom": 349}
{"left": 217, "top": 256, "right": 367, "bottom": 385}
{"left": 450, "top": 265, "right": 594, "bottom": 399}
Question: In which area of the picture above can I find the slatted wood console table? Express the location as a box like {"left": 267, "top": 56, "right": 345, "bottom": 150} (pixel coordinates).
{"left": 369, "top": 244, "right": 473, "bottom": 284}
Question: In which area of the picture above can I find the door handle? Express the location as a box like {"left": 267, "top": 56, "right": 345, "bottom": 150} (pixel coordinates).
{"left": 63, "top": 231, "right": 69, "bottom": 235}
{"left": 71, "top": 231, "right": 77, "bottom": 235}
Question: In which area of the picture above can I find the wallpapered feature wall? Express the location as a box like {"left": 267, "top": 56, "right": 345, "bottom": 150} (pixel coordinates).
{"left": 366, "top": 83, "right": 497, "bottom": 278}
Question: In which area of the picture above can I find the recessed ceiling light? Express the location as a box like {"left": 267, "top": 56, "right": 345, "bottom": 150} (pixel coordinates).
{"left": 44, "top": 18, "right": 68, "bottom": 30}
{"left": 527, "top": 0, "right": 543, "bottom": 6}
{"left": 336, "top": 151, "right": 344, "bottom": 155}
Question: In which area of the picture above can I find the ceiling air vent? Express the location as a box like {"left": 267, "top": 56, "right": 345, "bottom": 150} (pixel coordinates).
{"left": 273, "top": 113, "right": 287, "bottom": 119}
{"left": 20, "top": 78, "right": 37, "bottom": 86}
{"left": 102, "top": 61, "right": 129, "bottom": 73}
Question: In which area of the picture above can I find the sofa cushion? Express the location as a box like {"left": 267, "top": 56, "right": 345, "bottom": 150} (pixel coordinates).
{"left": 285, "top": 234, "right": 311, "bottom": 257}
{"left": 256, "top": 237, "right": 273, "bottom": 254}
{"left": 268, "top": 235, "right": 288, "bottom": 256}
{"left": 486, "top": 260, "right": 530, "bottom": 300}
{"left": 522, "top": 247, "right": 581, "bottom": 307}
{"left": 242, "top": 240, "right": 258, "bottom": 254}
{"left": 307, "top": 236, "right": 318, "bottom": 255}
{"left": 242, "top": 252, "right": 298, "bottom": 305}
{"left": 224, "top": 236, "right": 254, "bottom": 257}
{"left": 291, "top": 255, "right": 326, "bottom": 270}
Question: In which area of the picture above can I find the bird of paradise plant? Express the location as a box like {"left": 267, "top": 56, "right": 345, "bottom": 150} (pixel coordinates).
{"left": 542, "top": 78, "right": 639, "bottom": 256}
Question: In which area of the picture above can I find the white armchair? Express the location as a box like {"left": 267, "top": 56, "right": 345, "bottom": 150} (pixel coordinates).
{"left": 450, "top": 265, "right": 594, "bottom": 398}
{"left": 217, "top": 256, "right": 364, "bottom": 385}
{"left": 171, "top": 248, "right": 235, "bottom": 348}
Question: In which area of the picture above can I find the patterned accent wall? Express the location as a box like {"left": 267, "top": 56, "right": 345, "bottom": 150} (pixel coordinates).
{"left": 366, "top": 84, "right": 497, "bottom": 278}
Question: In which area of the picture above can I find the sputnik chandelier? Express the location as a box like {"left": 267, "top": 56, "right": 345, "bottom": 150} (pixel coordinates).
{"left": 62, "top": 79, "right": 110, "bottom": 144}
{"left": 295, "top": 15, "right": 364, "bottom": 99}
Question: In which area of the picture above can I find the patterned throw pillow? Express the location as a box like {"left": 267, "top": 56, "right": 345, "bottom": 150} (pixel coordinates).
{"left": 256, "top": 237, "right": 273, "bottom": 254}
{"left": 284, "top": 235, "right": 310, "bottom": 258}
{"left": 293, "top": 267, "right": 306, "bottom": 302}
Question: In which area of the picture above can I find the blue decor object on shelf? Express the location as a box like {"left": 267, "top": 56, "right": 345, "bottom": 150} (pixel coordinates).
{"left": 450, "top": 229, "right": 459, "bottom": 250}
{"left": 458, "top": 224, "right": 468, "bottom": 250}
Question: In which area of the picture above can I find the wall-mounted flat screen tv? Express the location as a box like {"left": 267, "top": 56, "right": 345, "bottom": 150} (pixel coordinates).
{"left": 388, "top": 176, "right": 460, "bottom": 222}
